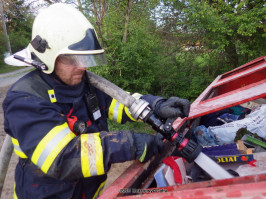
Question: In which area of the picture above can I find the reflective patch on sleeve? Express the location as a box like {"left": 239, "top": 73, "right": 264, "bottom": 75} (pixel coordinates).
{"left": 124, "top": 106, "right": 137, "bottom": 121}
{"left": 48, "top": 89, "right": 57, "bottom": 103}
{"left": 11, "top": 137, "right": 28, "bottom": 159}
{"left": 31, "top": 122, "right": 76, "bottom": 173}
{"left": 124, "top": 93, "right": 143, "bottom": 122}
{"left": 80, "top": 133, "right": 104, "bottom": 177}
{"left": 92, "top": 180, "right": 106, "bottom": 199}
{"left": 108, "top": 99, "right": 116, "bottom": 120}
{"left": 94, "top": 133, "right": 104, "bottom": 175}
{"left": 108, "top": 99, "right": 124, "bottom": 123}
{"left": 139, "top": 143, "right": 147, "bottom": 162}
{"left": 13, "top": 183, "right": 17, "bottom": 199}
{"left": 109, "top": 93, "right": 143, "bottom": 123}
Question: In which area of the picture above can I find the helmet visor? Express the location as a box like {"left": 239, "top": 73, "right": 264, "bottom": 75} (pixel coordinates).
{"left": 57, "top": 53, "right": 107, "bottom": 68}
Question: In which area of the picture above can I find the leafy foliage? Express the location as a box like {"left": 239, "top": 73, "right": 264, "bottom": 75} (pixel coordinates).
{"left": 1, "top": 0, "right": 265, "bottom": 102}
{"left": 6, "top": 0, "right": 33, "bottom": 52}
{"left": 0, "top": 0, "right": 32, "bottom": 56}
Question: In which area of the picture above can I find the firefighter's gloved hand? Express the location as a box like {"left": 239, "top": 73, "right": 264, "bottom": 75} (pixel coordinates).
{"left": 133, "top": 133, "right": 164, "bottom": 163}
{"left": 155, "top": 97, "right": 190, "bottom": 119}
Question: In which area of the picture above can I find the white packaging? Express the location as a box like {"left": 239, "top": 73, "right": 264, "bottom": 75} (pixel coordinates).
{"left": 208, "top": 104, "right": 266, "bottom": 145}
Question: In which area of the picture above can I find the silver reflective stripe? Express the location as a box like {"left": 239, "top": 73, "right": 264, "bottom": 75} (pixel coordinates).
{"left": 13, "top": 144, "right": 22, "bottom": 152}
{"left": 87, "top": 134, "right": 97, "bottom": 176}
{"left": 36, "top": 127, "right": 71, "bottom": 168}
{"left": 112, "top": 101, "right": 121, "bottom": 122}
{"left": 11, "top": 137, "right": 27, "bottom": 158}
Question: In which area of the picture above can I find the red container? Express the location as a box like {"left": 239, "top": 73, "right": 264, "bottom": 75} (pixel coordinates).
{"left": 99, "top": 56, "right": 266, "bottom": 199}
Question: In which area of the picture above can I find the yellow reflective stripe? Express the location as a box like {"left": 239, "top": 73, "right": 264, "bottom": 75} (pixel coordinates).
{"left": 108, "top": 99, "right": 124, "bottom": 123}
{"left": 124, "top": 106, "right": 137, "bottom": 121}
{"left": 42, "top": 131, "right": 76, "bottom": 173}
{"left": 139, "top": 143, "right": 147, "bottom": 162}
{"left": 32, "top": 123, "right": 68, "bottom": 164}
{"left": 124, "top": 93, "right": 143, "bottom": 121}
{"left": 31, "top": 122, "right": 76, "bottom": 173}
{"left": 116, "top": 103, "right": 124, "bottom": 123}
{"left": 108, "top": 99, "right": 117, "bottom": 120}
{"left": 81, "top": 133, "right": 104, "bottom": 177}
{"left": 11, "top": 137, "right": 19, "bottom": 145}
{"left": 48, "top": 89, "right": 57, "bottom": 103}
{"left": 92, "top": 180, "right": 106, "bottom": 199}
{"left": 109, "top": 92, "right": 142, "bottom": 122}
{"left": 13, "top": 148, "right": 27, "bottom": 159}
{"left": 14, "top": 183, "right": 17, "bottom": 199}
{"left": 94, "top": 132, "right": 104, "bottom": 175}
{"left": 11, "top": 137, "right": 28, "bottom": 159}
{"left": 81, "top": 134, "right": 91, "bottom": 177}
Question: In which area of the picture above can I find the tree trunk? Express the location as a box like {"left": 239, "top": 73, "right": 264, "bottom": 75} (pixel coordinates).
{"left": 225, "top": 43, "right": 239, "bottom": 68}
{"left": 91, "top": 0, "right": 106, "bottom": 48}
{"left": 0, "top": 0, "right": 12, "bottom": 54}
{"left": 122, "top": 0, "right": 131, "bottom": 43}
{"left": 77, "top": 0, "right": 84, "bottom": 14}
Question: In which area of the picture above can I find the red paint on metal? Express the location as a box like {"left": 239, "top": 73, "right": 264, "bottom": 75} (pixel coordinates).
{"left": 152, "top": 173, "right": 266, "bottom": 192}
{"left": 98, "top": 161, "right": 146, "bottom": 199}
{"left": 99, "top": 164, "right": 266, "bottom": 198}
{"left": 173, "top": 56, "right": 266, "bottom": 130}
{"left": 220, "top": 56, "right": 265, "bottom": 80}
{"left": 170, "top": 132, "right": 178, "bottom": 142}
{"left": 177, "top": 138, "right": 188, "bottom": 151}
{"left": 226, "top": 190, "right": 242, "bottom": 198}
{"left": 118, "top": 181, "right": 266, "bottom": 199}
{"left": 216, "top": 66, "right": 265, "bottom": 90}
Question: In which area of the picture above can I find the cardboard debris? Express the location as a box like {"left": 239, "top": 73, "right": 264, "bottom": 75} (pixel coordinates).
{"left": 237, "top": 140, "right": 253, "bottom": 155}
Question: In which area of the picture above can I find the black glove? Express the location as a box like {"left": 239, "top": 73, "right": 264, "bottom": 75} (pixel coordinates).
{"left": 155, "top": 97, "right": 190, "bottom": 119}
{"left": 133, "top": 133, "right": 164, "bottom": 163}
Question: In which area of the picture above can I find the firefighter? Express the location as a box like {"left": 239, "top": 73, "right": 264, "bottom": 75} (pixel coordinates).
{"left": 3, "top": 3, "right": 190, "bottom": 199}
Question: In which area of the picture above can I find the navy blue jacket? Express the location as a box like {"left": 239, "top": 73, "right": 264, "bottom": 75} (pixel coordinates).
{"left": 3, "top": 69, "right": 159, "bottom": 198}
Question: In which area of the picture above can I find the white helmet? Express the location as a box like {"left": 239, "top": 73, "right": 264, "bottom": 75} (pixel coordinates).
{"left": 6, "top": 3, "right": 107, "bottom": 73}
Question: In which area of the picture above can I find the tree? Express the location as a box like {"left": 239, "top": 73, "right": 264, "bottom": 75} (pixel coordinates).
{"left": 0, "top": 0, "right": 11, "bottom": 54}
{"left": 3, "top": 0, "right": 264, "bottom": 101}
{"left": 84, "top": 0, "right": 161, "bottom": 94}
{"left": 5, "top": 0, "right": 33, "bottom": 53}
{"left": 150, "top": 0, "right": 266, "bottom": 100}
{"left": 181, "top": 0, "right": 265, "bottom": 67}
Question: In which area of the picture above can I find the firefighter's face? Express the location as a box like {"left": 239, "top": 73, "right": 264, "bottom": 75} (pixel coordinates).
{"left": 54, "top": 58, "right": 86, "bottom": 86}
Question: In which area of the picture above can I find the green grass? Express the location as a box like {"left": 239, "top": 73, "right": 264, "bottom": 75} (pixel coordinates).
{"left": 0, "top": 63, "right": 24, "bottom": 73}
{"left": 107, "top": 119, "right": 156, "bottom": 134}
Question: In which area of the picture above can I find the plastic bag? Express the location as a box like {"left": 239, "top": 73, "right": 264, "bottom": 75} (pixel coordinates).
{"left": 194, "top": 125, "right": 219, "bottom": 146}
{"left": 209, "top": 104, "right": 266, "bottom": 145}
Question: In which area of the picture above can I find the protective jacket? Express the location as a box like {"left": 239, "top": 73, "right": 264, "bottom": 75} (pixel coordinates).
{"left": 3, "top": 69, "right": 159, "bottom": 199}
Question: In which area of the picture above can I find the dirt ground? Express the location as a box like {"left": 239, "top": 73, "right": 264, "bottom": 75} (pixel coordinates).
{"left": 0, "top": 76, "right": 134, "bottom": 199}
